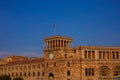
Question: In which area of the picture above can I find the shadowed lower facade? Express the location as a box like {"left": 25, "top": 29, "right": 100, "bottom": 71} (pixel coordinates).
{"left": 0, "top": 36, "right": 120, "bottom": 80}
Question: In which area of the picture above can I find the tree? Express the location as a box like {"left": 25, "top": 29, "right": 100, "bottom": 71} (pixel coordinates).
{"left": 0, "top": 75, "right": 11, "bottom": 80}
{"left": 13, "top": 77, "right": 24, "bottom": 80}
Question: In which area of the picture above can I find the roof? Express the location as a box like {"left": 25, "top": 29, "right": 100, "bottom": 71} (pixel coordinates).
{"left": 44, "top": 35, "right": 73, "bottom": 41}
{"left": 4, "top": 58, "right": 44, "bottom": 66}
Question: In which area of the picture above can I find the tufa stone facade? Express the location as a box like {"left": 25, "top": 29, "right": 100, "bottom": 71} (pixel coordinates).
{"left": 0, "top": 36, "right": 120, "bottom": 80}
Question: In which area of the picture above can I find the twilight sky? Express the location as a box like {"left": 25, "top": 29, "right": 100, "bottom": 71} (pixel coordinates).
{"left": 0, "top": 0, "right": 120, "bottom": 57}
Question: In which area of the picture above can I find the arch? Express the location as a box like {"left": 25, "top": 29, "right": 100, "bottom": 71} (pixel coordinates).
{"left": 99, "top": 66, "right": 110, "bottom": 78}
{"left": 48, "top": 73, "right": 54, "bottom": 80}
{"left": 113, "top": 65, "right": 120, "bottom": 77}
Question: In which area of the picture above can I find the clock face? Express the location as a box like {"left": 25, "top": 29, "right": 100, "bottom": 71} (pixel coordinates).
{"left": 49, "top": 53, "right": 53, "bottom": 59}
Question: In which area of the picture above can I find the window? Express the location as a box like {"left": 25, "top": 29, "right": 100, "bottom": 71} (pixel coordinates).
{"left": 88, "top": 51, "right": 91, "bottom": 59}
{"left": 65, "top": 54, "right": 67, "bottom": 58}
{"left": 37, "top": 64, "right": 40, "bottom": 69}
{"left": 24, "top": 66, "right": 26, "bottom": 69}
{"left": 54, "top": 62, "right": 56, "bottom": 67}
{"left": 33, "top": 72, "right": 35, "bottom": 76}
{"left": 38, "top": 72, "right": 40, "bottom": 76}
{"left": 107, "top": 51, "right": 109, "bottom": 59}
{"left": 67, "top": 71, "right": 71, "bottom": 76}
{"left": 112, "top": 51, "right": 115, "bottom": 59}
{"left": 92, "top": 51, "right": 95, "bottom": 59}
{"left": 16, "top": 73, "right": 18, "bottom": 77}
{"left": 103, "top": 53, "right": 105, "bottom": 59}
{"left": 84, "top": 51, "right": 87, "bottom": 58}
{"left": 114, "top": 66, "right": 120, "bottom": 77}
{"left": 99, "top": 51, "right": 102, "bottom": 59}
{"left": 28, "top": 65, "right": 31, "bottom": 69}
{"left": 28, "top": 72, "right": 30, "bottom": 76}
{"left": 42, "top": 64, "right": 44, "bottom": 68}
{"left": 85, "top": 68, "right": 94, "bottom": 76}
{"left": 24, "top": 72, "right": 26, "bottom": 77}
{"left": 116, "top": 51, "right": 119, "bottom": 59}
{"left": 100, "top": 66, "right": 109, "bottom": 77}
{"left": 32, "top": 65, "right": 36, "bottom": 69}
{"left": 43, "top": 72, "right": 44, "bottom": 76}
{"left": 20, "top": 72, "right": 22, "bottom": 76}
{"left": 12, "top": 72, "right": 14, "bottom": 77}
{"left": 67, "top": 62, "right": 70, "bottom": 67}
{"left": 47, "top": 63, "right": 48, "bottom": 67}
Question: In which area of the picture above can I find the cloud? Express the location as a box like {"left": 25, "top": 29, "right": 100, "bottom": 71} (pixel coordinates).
{"left": 0, "top": 51, "right": 14, "bottom": 58}
{"left": 0, "top": 51, "right": 43, "bottom": 58}
{"left": 19, "top": 52, "right": 42, "bottom": 57}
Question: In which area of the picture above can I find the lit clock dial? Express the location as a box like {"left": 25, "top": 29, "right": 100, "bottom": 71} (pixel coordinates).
{"left": 49, "top": 53, "right": 53, "bottom": 59}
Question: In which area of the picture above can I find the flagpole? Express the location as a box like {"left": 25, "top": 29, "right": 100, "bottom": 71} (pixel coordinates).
{"left": 53, "top": 23, "right": 56, "bottom": 36}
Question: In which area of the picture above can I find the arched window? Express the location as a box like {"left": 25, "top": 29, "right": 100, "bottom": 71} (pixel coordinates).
{"left": 116, "top": 51, "right": 119, "bottom": 59}
{"left": 107, "top": 51, "right": 109, "bottom": 59}
{"left": 103, "top": 52, "right": 105, "bottom": 59}
{"left": 92, "top": 51, "right": 95, "bottom": 59}
{"left": 113, "top": 66, "right": 120, "bottom": 77}
{"left": 100, "top": 66, "right": 109, "bottom": 78}
{"left": 88, "top": 51, "right": 91, "bottom": 59}
{"left": 112, "top": 51, "right": 115, "bottom": 59}
{"left": 99, "top": 51, "right": 102, "bottom": 59}
{"left": 84, "top": 51, "right": 87, "bottom": 59}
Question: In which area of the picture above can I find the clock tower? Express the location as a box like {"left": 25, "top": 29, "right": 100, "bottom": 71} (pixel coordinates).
{"left": 44, "top": 36, "right": 73, "bottom": 60}
{"left": 43, "top": 36, "right": 73, "bottom": 80}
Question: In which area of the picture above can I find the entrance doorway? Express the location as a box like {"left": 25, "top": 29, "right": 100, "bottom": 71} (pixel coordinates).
{"left": 49, "top": 73, "right": 54, "bottom": 80}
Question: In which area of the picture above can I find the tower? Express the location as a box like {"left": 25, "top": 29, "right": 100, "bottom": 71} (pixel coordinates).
{"left": 44, "top": 36, "right": 73, "bottom": 50}
{"left": 43, "top": 36, "right": 73, "bottom": 80}
{"left": 44, "top": 36, "right": 73, "bottom": 60}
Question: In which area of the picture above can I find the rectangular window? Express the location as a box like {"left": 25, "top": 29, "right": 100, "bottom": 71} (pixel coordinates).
{"left": 85, "top": 68, "right": 94, "bottom": 76}
{"left": 67, "top": 62, "right": 70, "bottom": 67}
{"left": 84, "top": 51, "right": 87, "bottom": 59}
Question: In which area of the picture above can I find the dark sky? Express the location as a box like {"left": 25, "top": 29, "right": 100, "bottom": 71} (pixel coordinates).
{"left": 0, "top": 0, "right": 120, "bottom": 57}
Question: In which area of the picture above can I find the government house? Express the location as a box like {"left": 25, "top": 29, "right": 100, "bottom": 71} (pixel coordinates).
{"left": 0, "top": 36, "right": 120, "bottom": 80}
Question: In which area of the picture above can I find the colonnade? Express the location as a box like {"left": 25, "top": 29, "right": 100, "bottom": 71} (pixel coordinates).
{"left": 44, "top": 39, "right": 72, "bottom": 49}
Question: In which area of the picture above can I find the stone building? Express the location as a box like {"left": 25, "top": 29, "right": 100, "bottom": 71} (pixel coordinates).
{"left": 0, "top": 36, "right": 120, "bottom": 80}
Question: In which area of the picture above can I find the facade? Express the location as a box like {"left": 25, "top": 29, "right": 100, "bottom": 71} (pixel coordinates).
{"left": 0, "top": 36, "right": 120, "bottom": 80}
